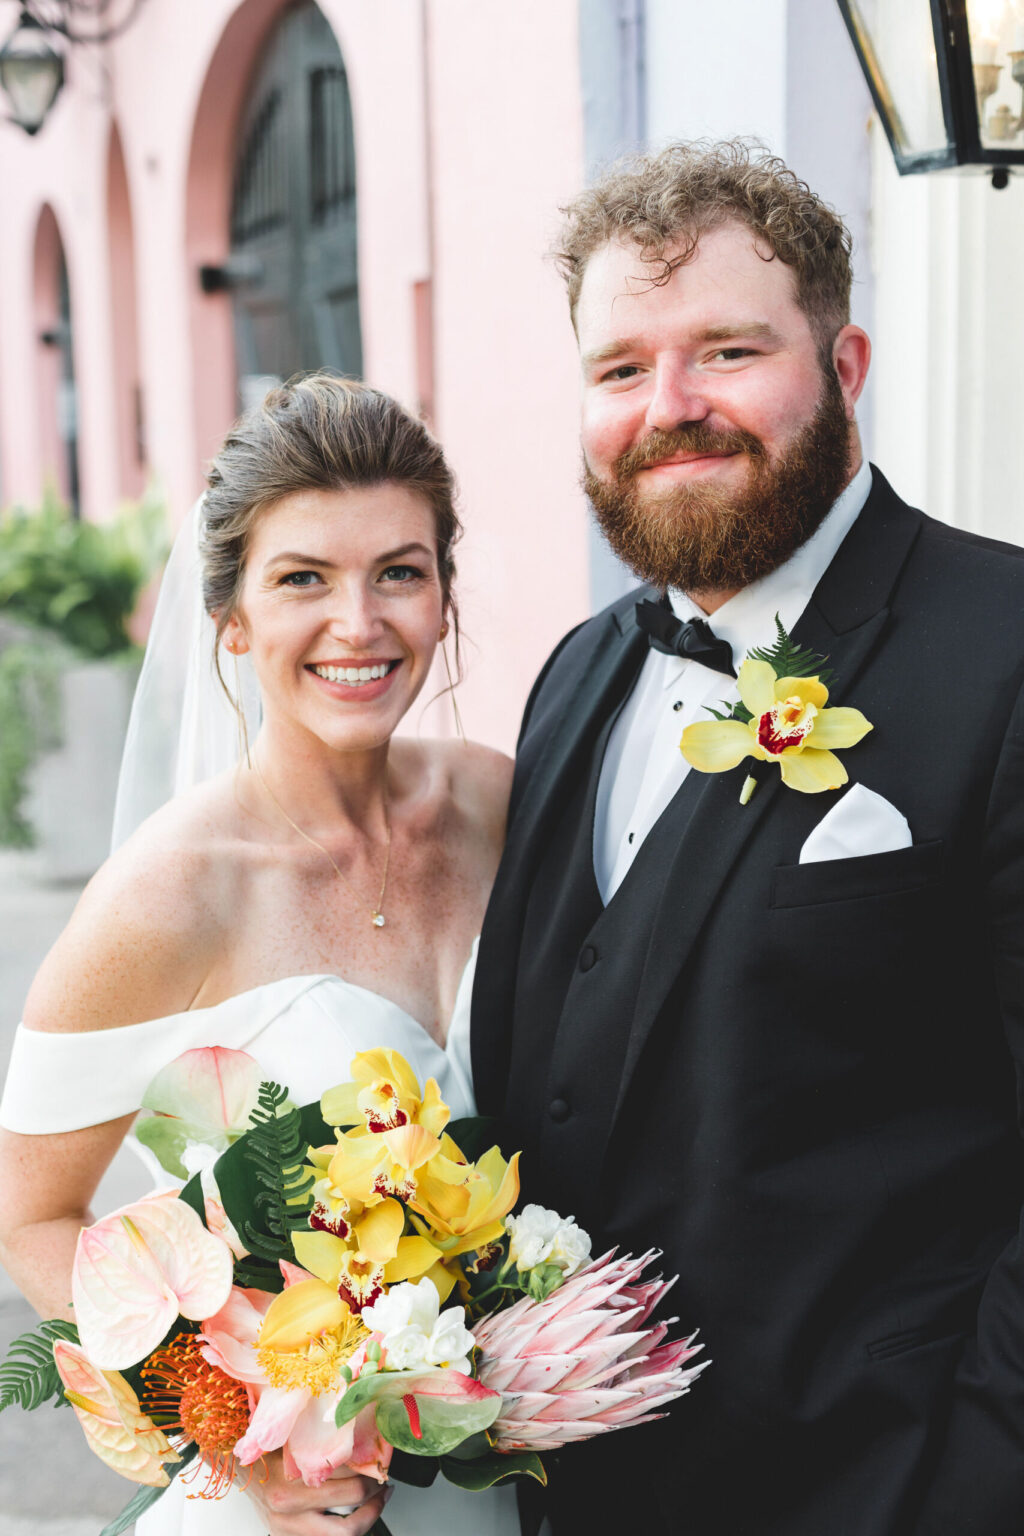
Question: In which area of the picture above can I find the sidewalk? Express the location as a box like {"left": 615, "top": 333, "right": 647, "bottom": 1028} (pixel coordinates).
{"left": 0, "top": 850, "right": 147, "bottom": 1533}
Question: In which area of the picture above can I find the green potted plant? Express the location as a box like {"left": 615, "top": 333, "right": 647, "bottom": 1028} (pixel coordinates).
{"left": 0, "top": 487, "right": 166, "bottom": 875}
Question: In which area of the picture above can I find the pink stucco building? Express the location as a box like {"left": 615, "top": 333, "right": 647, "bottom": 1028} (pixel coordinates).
{"left": 0, "top": 0, "right": 590, "bottom": 750}
{"left": 7, "top": 0, "right": 1019, "bottom": 754}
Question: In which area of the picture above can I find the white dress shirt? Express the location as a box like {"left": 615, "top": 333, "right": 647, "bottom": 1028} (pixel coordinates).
{"left": 593, "top": 459, "right": 874, "bottom": 902}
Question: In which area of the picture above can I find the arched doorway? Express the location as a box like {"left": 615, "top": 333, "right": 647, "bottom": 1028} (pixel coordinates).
{"left": 228, "top": 1, "right": 362, "bottom": 408}
{"left": 32, "top": 205, "right": 80, "bottom": 516}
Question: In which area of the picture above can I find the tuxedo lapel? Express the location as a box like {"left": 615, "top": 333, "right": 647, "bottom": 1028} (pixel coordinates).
{"left": 609, "top": 469, "right": 922, "bottom": 1131}
{"left": 504, "top": 607, "right": 648, "bottom": 872}
{"left": 472, "top": 602, "right": 648, "bottom": 1112}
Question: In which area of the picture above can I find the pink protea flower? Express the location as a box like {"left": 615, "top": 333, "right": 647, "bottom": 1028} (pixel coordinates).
{"left": 472, "top": 1249, "right": 706, "bottom": 1452}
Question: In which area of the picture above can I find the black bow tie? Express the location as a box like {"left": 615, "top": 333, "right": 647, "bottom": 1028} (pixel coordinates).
{"left": 635, "top": 597, "right": 735, "bottom": 676}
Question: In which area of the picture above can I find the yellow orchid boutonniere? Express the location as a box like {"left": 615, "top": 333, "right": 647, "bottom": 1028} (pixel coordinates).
{"left": 680, "top": 617, "right": 873, "bottom": 801}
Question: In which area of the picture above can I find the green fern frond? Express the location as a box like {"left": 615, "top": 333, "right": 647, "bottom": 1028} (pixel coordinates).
{"left": 747, "top": 614, "right": 835, "bottom": 689}
{"left": 706, "top": 701, "right": 754, "bottom": 724}
{"left": 0, "top": 1318, "right": 79, "bottom": 1413}
{"left": 702, "top": 616, "right": 835, "bottom": 725}
{"left": 239, "top": 1081, "right": 316, "bottom": 1263}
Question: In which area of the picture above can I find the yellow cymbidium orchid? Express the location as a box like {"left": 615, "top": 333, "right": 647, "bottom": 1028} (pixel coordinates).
{"left": 321, "top": 1049, "right": 450, "bottom": 1138}
{"left": 293, "top": 1195, "right": 409, "bottom": 1311}
{"left": 326, "top": 1121, "right": 443, "bottom": 1207}
{"left": 410, "top": 1140, "right": 521, "bottom": 1260}
{"left": 681, "top": 658, "right": 872, "bottom": 794}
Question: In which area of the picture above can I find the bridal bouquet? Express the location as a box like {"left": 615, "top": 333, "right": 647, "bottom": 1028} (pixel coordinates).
{"left": 0, "top": 1046, "right": 704, "bottom": 1535}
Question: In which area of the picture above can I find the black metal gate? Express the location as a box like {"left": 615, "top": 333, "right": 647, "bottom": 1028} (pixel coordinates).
{"left": 229, "top": 1, "right": 362, "bottom": 408}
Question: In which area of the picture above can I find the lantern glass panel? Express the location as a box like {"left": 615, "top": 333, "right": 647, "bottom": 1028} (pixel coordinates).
{"left": 966, "top": 0, "right": 1024, "bottom": 149}
{"left": 0, "top": 18, "right": 63, "bottom": 135}
{"left": 846, "top": 0, "right": 948, "bottom": 157}
{"left": 0, "top": 53, "right": 61, "bottom": 133}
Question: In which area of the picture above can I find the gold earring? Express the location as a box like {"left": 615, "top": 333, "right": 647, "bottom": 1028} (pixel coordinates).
{"left": 441, "top": 636, "right": 465, "bottom": 744}
{"left": 232, "top": 654, "right": 252, "bottom": 769}
{"left": 439, "top": 622, "right": 449, "bottom": 641}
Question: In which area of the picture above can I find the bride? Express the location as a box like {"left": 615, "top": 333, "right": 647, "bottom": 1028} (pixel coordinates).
{"left": 0, "top": 374, "right": 518, "bottom": 1536}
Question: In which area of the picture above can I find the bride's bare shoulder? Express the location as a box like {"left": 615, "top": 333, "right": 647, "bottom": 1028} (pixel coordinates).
{"left": 402, "top": 738, "right": 513, "bottom": 844}
{"left": 22, "top": 775, "right": 249, "bottom": 1034}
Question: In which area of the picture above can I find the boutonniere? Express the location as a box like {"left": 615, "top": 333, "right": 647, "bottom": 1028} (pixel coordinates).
{"left": 679, "top": 617, "right": 873, "bottom": 803}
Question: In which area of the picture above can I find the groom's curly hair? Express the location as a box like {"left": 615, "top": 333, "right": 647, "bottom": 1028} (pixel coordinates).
{"left": 554, "top": 139, "right": 854, "bottom": 359}
{"left": 202, "top": 373, "right": 462, "bottom": 701}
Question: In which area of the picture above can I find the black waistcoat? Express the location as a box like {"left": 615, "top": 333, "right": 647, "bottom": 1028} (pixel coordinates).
{"left": 504, "top": 700, "right": 700, "bottom": 1232}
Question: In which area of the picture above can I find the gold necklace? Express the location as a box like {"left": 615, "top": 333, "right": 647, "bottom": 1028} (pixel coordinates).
{"left": 252, "top": 758, "right": 392, "bottom": 930}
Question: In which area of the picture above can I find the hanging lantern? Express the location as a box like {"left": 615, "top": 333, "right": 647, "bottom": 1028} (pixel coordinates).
{"left": 837, "top": 0, "right": 1024, "bottom": 186}
{"left": 0, "top": 9, "right": 64, "bottom": 136}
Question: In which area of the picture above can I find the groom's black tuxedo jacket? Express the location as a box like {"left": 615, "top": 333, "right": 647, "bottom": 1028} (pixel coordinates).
{"left": 472, "top": 469, "right": 1024, "bottom": 1536}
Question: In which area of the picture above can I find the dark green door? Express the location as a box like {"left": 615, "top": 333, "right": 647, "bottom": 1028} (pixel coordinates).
{"left": 230, "top": 1, "right": 362, "bottom": 409}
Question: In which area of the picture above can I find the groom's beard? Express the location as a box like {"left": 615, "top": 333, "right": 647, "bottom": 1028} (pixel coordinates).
{"left": 582, "top": 366, "right": 852, "bottom": 595}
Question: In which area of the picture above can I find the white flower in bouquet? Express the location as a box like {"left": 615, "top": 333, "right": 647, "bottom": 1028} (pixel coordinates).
{"left": 361, "top": 1278, "right": 477, "bottom": 1375}
{"left": 427, "top": 1304, "right": 476, "bottom": 1372}
{"left": 547, "top": 1218, "right": 592, "bottom": 1277}
{"left": 180, "top": 1140, "right": 220, "bottom": 1177}
{"left": 506, "top": 1204, "right": 592, "bottom": 1277}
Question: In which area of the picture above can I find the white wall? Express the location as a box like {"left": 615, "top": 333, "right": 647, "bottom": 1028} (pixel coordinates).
{"left": 644, "top": 0, "right": 874, "bottom": 402}
{"left": 870, "top": 143, "right": 1024, "bottom": 544}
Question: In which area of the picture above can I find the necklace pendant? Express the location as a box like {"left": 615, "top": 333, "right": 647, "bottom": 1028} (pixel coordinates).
{"left": 371, "top": 911, "right": 386, "bottom": 929}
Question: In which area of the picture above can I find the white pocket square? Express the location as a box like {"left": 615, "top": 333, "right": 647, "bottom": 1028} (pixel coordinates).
{"left": 798, "top": 783, "right": 912, "bottom": 865}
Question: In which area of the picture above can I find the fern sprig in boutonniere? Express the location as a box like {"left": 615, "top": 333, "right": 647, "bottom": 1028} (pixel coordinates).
{"left": 680, "top": 615, "right": 872, "bottom": 802}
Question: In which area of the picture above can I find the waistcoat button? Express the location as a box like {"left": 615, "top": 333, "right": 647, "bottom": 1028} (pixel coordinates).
{"left": 549, "top": 1097, "right": 571, "bottom": 1123}
{"left": 579, "top": 945, "right": 597, "bottom": 972}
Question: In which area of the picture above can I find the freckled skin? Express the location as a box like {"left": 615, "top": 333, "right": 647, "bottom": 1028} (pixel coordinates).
{"left": 0, "top": 483, "right": 512, "bottom": 1533}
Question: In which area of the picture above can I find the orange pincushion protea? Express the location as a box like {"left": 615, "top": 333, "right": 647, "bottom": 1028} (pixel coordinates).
{"left": 141, "top": 1332, "right": 252, "bottom": 1498}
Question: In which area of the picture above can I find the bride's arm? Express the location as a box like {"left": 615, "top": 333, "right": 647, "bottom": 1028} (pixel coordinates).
{"left": 0, "top": 826, "right": 221, "bottom": 1316}
{"left": 0, "top": 833, "right": 390, "bottom": 1536}
{"left": 0, "top": 1117, "right": 135, "bottom": 1320}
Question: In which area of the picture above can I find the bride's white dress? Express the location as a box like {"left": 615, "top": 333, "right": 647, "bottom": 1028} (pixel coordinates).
{"left": 0, "top": 942, "right": 520, "bottom": 1536}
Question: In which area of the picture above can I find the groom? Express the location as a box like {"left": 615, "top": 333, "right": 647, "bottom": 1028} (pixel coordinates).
{"left": 472, "top": 141, "right": 1024, "bottom": 1536}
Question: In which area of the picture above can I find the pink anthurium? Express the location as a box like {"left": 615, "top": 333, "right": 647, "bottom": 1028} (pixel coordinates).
{"left": 72, "top": 1190, "right": 234, "bottom": 1370}
{"left": 53, "top": 1338, "right": 180, "bottom": 1486}
{"left": 135, "top": 1046, "right": 263, "bottom": 1180}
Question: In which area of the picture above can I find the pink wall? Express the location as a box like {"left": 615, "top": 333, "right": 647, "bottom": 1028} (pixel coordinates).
{"left": 0, "top": 0, "right": 590, "bottom": 751}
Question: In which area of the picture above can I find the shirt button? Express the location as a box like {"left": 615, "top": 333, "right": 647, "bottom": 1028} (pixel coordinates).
{"left": 579, "top": 945, "right": 597, "bottom": 972}
{"left": 549, "top": 1097, "right": 571, "bottom": 1123}
{"left": 627, "top": 832, "right": 634, "bottom": 844}
{"left": 673, "top": 700, "right": 683, "bottom": 712}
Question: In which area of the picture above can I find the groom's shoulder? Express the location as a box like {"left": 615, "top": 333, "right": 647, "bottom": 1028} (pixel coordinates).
{"left": 519, "top": 586, "right": 646, "bottom": 737}
{"left": 857, "top": 469, "right": 1024, "bottom": 650}
{"left": 914, "top": 508, "right": 1024, "bottom": 580}
{"left": 876, "top": 468, "right": 1024, "bottom": 588}
{"left": 536, "top": 585, "right": 645, "bottom": 674}
{"left": 902, "top": 508, "right": 1024, "bottom": 642}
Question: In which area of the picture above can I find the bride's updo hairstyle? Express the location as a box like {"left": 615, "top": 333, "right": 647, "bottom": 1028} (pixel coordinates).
{"left": 201, "top": 372, "right": 461, "bottom": 691}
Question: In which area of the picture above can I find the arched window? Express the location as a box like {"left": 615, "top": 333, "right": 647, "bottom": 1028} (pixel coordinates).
{"left": 229, "top": 1, "right": 362, "bottom": 409}
{"left": 32, "top": 205, "right": 80, "bottom": 517}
